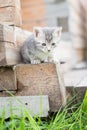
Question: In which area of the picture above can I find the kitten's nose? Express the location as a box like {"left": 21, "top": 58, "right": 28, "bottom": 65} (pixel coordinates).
{"left": 48, "top": 50, "right": 50, "bottom": 52}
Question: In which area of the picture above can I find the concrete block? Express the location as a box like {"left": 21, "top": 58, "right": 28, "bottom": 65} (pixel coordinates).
{"left": 0, "top": 96, "right": 49, "bottom": 118}
{"left": 0, "top": 67, "right": 17, "bottom": 91}
{"left": 14, "top": 63, "right": 66, "bottom": 112}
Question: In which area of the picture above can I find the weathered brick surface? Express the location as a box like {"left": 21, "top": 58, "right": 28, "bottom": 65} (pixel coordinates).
{"left": 0, "top": 24, "right": 14, "bottom": 43}
{"left": 14, "top": 63, "right": 66, "bottom": 112}
{"left": 0, "top": 0, "right": 22, "bottom": 27}
{"left": 66, "top": 86, "right": 87, "bottom": 102}
{"left": 0, "top": 25, "right": 32, "bottom": 65}
{"left": 0, "top": 41, "right": 21, "bottom": 66}
{"left": 0, "top": 0, "right": 21, "bottom": 9}
{"left": 0, "top": 67, "right": 17, "bottom": 91}
{"left": 0, "top": 91, "right": 17, "bottom": 97}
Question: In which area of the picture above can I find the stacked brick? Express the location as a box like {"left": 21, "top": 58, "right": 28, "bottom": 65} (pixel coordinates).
{"left": 0, "top": 0, "right": 87, "bottom": 117}
{"left": 0, "top": 0, "right": 22, "bottom": 65}
{"left": 0, "top": 0, "right": 22, "bottom": 26}
{"left": 0, "top": 0, "right": 66, "bottom": 115}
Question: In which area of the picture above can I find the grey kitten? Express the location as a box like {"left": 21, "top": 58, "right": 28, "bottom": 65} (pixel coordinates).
{"left": 20, "top": 27, "right": 62, "bottom": 64}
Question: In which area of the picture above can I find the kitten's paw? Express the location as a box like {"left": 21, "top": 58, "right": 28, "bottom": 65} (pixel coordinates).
{"left": 31, "top": 60, "right": 41, "bottom": 64}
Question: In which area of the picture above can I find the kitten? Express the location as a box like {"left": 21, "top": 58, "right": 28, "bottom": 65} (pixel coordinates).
{"left": 20, "top": 27, "right": 62, "bottom": 64}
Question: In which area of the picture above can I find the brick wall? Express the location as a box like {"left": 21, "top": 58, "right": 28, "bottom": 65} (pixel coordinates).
{"left": 21, "top": 0, "right": 69, "bottom": 40}
{"left": 21, "top": 0, "right": 45, "bottom": 31}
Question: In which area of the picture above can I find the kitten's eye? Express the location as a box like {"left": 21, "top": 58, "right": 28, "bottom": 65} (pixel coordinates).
{"left": 52, "top": 43, "right": 55, "bottom": 46}
{"left": 42, "top": 43, "right": 46, "bottom": 46}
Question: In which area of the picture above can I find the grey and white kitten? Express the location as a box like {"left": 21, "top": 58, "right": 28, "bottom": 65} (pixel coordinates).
{"left": 20, "top": 27, "right": 62, "bottom": 64}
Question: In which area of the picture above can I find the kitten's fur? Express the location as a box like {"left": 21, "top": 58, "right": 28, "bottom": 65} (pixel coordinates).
{"left": 20, "top": 27, "right": 62, "bottom": 64}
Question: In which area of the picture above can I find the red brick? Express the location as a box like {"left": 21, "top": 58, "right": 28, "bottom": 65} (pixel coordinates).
{"left": 21, "top": 0, "right": 45, "bottom": 30}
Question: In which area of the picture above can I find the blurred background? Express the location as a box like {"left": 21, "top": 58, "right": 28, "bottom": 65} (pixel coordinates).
{"left": 21, "top": 0, "right": 87, "bottom": 70}
{"left": 21, "top": 0, "right": 69, "bottom": 40}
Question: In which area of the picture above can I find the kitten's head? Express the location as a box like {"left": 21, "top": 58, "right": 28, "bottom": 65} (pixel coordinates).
{"left": 33, "top": 27, "right": 62, "bottom": 53}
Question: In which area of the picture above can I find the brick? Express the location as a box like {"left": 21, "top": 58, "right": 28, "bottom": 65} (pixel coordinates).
{"left": 0, "top": 41, "right": 21, "bottom": 65}
{"left": 0, "top": 24, "right": 14, "bottom": 43}
{"left": 0, "top": 96, "right": 49, "bottom": 118}
{"left": 0, "top": 91, "right": 16, "bottom": 97}
{"left": 0, "top": 67, "right": 17, "bottom": 91}
{"left": 66, "top": 86, "right": 87, "bottom": 102}
{"left": 0, "top": 0, "right": 21, "bottom": 9}
{"left": 0, "top": 25, "right": 32, "bottom": 65}
{"left": 14, "top": 27, "right": 32, "bottom": 46}
{"left": 74, "top": 48, "right": 87, "bottom": 62}
{"left": 14, "top": 63, "right": 66, "bottom": 112}
{"left": 0, "top": 7, "right": 22, "bottom": 27}
{"left": 64, "top": 69, "right": 87, "bottom": 101}
{"left": 0, "top": 92, "right": 7, "bottom": 97}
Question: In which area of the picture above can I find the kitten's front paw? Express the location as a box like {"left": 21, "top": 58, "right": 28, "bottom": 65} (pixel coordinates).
{"left": 31, "top": 59, "right": 41, "bottom": 64}
{"left": 48, "top": 59, "right": 54, "bottom": 63}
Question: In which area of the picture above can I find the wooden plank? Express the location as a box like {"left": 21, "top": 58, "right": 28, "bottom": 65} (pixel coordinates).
{"left": 0, "top": 7, "right": 22, "bottom": 27}
{"left": 0, "top": 0, "right": 21, "bottom": 9}
{"left": 0, "top": 67, "right": 17, "bottom": 91}
{"left": 14, "top": 63, "right": 66, "bottom": 112}
{"left": 0, "top": 96, "right": 49, "bottom": 118}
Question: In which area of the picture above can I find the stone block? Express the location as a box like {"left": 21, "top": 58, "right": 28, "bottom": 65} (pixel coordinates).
{"left": 0, "top": 96, "right": 49, "bottom": 118}
{"left": 14, "top": 63, "right": 66, "bottom": 112}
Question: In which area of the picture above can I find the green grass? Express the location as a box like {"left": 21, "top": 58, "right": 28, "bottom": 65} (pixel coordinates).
{"left": 0, "top": 92, "right": 87, "bottom": 130}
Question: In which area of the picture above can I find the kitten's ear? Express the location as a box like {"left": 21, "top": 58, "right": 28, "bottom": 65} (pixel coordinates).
{"left": 33, "top": 27, "right": 42, "bottom": 37}
{"left": 53, "top": 27, "right": 62, "bottom": 37}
